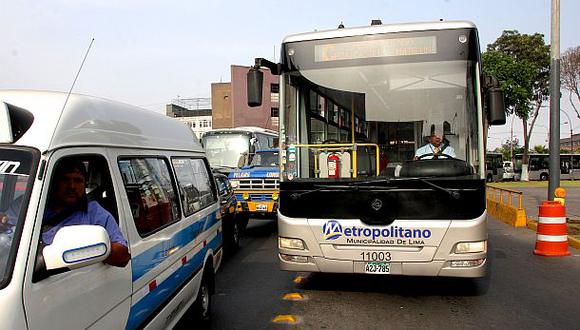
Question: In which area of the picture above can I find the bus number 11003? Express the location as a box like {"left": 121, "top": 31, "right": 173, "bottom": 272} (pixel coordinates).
{"left": 360, "top": 251, "right": 392, "bottom": 262}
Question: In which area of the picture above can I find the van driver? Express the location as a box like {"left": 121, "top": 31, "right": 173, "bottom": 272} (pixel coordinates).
{"left": 41, "top": 159, "right": 131, "bottom": 267}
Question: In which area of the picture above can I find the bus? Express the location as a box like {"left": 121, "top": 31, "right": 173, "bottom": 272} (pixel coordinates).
{"left": 485, "top": 152, "right": 503, "bottom": 182}
{"left": 201, "top": 127, "right": 278, "bottom": 173}
{"left": 247, "top": 20, "right": 506, "bottom": 277}
{"left": 514, "top": 153, "right": 580, "bottom": 181}
{"left": 485, "top": 152, "right": 514, "bottom": 182}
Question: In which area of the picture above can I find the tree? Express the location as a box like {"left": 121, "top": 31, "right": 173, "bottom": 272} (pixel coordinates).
{"left": 494, "top": 138, "right": 524, "bottom": 160}
{"left": 533, "top": 145, "right": 548, "bottom": 153}
{"left": 561, "top": 46, "right": 580, "bottom": 119}
{"left": 482, "top": 30, "right": 550, "bottom": 180}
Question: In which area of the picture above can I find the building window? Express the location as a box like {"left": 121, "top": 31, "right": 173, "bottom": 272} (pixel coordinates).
{"left": 271, "top": 107, "right": 279, "bottom": 117}
{"left": 270, "top": 83, "right": 280, "bottom": 103}
{"left": 191, "top": 122, "right": 196, "bottom": 128}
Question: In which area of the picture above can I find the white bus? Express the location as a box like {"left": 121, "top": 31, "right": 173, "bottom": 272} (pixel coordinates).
{"left": 514, "top": 153, "right": 580, "bottom": 181}
{"left": 247, "top": 20, "right": 505, "bottom": 278}
{"left": 201, "top": 127, "right": 278, "bottom": 172}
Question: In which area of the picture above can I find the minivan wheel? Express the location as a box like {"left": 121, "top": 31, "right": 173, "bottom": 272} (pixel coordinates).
{"left": 232, "top": 221, "right": 240, "bottom": 248}
{"left": 194, "top": 271, "right": 212, "bottom": 324}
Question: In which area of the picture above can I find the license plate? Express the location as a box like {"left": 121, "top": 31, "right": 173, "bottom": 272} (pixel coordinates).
{"left": 256, "top": 204, "right": 268, "bottom": 211}
{"left": 364, "top": 261, "right": 390, "bottom": 274}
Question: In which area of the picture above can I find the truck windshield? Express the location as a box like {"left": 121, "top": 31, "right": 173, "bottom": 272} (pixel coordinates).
{"left": 0, "top": 148, "right": 36, "bottom": 288}
{"left": 281, "top": 28, "right": 482, "bottom": 180}
{"left": 249, "top": 151, "right": 279, "bottom": 167}
{"left": 203, "top": 133, "right": 251, "bottom": 168}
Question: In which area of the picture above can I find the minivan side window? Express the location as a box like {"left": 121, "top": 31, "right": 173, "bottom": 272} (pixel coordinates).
{"left": 118, "top": 158, "right": 180, "bottom": 236}
{"left": 171, "top": 158, "right": 217, "bottom": 216}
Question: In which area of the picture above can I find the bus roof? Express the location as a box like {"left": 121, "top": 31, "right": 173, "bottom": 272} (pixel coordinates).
{"left": 282, "top": 20, "right": 477, "bottom": 43}
{"left": 0, "top": 90, "right": 202, "bottom": 153}
{"left": 203, "top": 126, "right": 278, "bottom": 136}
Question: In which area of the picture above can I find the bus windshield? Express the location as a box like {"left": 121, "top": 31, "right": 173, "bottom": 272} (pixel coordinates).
{"left": 282, "top": 28, "right": 482, "bottom": 180}
{"left": 249, "top": 151, "right": 279, "bottom": 167}
{"left": 203, "top": 133, "right": 251, "bottom": 169}
{"left": 0, "top": 148, "right": 36, "bottom": 288}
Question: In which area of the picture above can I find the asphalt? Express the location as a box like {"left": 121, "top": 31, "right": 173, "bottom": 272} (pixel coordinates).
{"left": 178, "top": 217, "right": 580, "bottom": 329}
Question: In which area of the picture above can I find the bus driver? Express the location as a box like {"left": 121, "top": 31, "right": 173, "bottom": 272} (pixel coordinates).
{"left": 414, "top": 131, "right": 456, "bottom": 160}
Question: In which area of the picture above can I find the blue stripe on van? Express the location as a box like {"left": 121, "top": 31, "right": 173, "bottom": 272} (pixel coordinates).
{"left": 125, "top": 231, "right": 222, "bottom": 330}
{"left": 131, "top": 211, "right": 219, "bottom": 282}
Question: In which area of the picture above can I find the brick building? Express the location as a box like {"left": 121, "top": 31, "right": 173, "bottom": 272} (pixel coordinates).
{"left": 211, "top": 65, "right": 279, "bottom": 130}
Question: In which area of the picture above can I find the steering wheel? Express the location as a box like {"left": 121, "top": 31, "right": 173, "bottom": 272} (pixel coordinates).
{"left": 417, "top": 153, "right": 454, "bottom": 160}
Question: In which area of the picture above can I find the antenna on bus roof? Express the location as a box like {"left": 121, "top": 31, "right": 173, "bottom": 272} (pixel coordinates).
{"left": 49, "top": 38, "right": 95, "bottom": 149}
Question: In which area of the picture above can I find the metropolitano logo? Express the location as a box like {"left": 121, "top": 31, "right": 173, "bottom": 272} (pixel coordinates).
{"left": 322, "top": 220, "right": 343, "bottom": 240}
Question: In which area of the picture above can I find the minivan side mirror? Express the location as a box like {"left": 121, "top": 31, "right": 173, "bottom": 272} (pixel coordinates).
{"left": 247, "top": 67, "right": 263, "bottom": 107}
{"left": 42, "top": 225, "right": 111, "bottom": 270}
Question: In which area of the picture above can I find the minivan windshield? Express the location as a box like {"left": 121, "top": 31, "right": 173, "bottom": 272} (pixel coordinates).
{"left": 0, "top": 148, "right": 36, "bottom": 287}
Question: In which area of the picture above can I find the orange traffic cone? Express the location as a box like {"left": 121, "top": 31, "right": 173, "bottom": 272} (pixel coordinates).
{"left": 534, "top": 201, "right": 570, "bottom": 256}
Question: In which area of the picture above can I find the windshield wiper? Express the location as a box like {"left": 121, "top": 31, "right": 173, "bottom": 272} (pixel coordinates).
{"left": 415, "top": 178, "right": 461, "bottom": 200}
{"left": 290, "top": 183, "right": 396, "bottom": 200}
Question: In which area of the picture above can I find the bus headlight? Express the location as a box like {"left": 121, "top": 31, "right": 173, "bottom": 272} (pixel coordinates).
{"left": 279, "top": 237, "right": 306, "bottom": 250}
{"left": 272, "top": 192, "right": 279, "bottom": 201}
{"left": 455, "top": 240, "right": 487, "bottom": 254}
{"left": 230, "top": 180, "right": 239, "bottom": 188}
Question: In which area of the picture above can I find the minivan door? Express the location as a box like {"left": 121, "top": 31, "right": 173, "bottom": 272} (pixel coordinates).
{"left": 22, "top": 150, "right": 132, "bottom": 330}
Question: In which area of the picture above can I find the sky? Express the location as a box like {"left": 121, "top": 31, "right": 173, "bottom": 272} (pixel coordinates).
{"left": 1, "top": 0, "right": 579, "bottom": 150}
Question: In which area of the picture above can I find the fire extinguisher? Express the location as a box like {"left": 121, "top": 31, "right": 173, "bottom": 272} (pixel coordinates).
{"left": 327, "top": 153, "right": 340, "bottom": 178}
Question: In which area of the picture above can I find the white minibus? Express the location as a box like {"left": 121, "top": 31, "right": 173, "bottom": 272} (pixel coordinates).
{"left": 0, "top": 90, "right": 222, "bottom": 329}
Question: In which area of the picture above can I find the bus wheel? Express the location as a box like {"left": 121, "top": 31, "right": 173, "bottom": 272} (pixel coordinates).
{"left": 540, "top": 173, "right": 548, "bottom": 181}
{"left": 486, "top": 174, "right": 493, "bottom": 182}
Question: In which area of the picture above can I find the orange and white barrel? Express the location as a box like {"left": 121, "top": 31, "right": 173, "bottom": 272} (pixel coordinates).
{"left": 534, "top": 201, "right": 570, "bottom": 257}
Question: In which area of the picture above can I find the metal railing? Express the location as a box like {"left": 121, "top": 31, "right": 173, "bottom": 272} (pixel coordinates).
{"left": 486, "top": 185, "right": 524, "bottom": 210}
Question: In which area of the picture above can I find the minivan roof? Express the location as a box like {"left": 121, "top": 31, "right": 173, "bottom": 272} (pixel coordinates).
{"left": 0, "top": 90, "right": 203, "bottom": 153}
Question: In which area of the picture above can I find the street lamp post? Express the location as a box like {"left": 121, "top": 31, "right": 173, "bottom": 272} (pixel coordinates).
{"left": 548, "top": 0, "right": 561, "bottom": 200}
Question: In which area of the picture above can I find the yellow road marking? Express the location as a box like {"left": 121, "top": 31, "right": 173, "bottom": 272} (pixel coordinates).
{"left": 293, "top": 276, "right": 305, "bottom": 284}
{"left": 282, "top": 292, "right": 306, "bottom": 301}
{"left": 271, "top": 315, "right": 299, "bottom": 324}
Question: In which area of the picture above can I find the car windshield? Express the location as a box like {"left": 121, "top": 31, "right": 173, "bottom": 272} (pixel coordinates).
{"left": 203, "top": 133, "right": 251, "bottom": 168}
{"left": 249, "top": 151, "right": 279, "bottom": 167}
{"left": 0, "top": 148, "right": 36, "bottom": 287}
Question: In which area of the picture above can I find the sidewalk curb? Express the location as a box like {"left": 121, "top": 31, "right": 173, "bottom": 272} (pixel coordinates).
{"left": 526, "top": 219, "right": 580, "bottom": 250}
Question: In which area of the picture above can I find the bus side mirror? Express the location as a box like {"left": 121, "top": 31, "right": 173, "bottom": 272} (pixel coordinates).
{"left": 487, "top": 87, "right": 506, "bottom": 125}
{"left": 247, "top": 67, "right": 263, "bottom": 107}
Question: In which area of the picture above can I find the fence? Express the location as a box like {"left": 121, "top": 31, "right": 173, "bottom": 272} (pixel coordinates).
{"left": 486, "top": 185, "right": 528, "bottom": 227}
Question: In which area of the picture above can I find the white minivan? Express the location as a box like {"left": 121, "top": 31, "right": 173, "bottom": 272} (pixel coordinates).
{"left": 0, "top": 90, "right": 222, "bottom": 329}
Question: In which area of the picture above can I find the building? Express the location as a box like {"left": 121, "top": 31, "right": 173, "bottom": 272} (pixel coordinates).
{"left": 561, "top": 133, "right": 580, "bottom": 151}
{"left": 165, "top": 98, "right": 212, "bottom": 140}
{"left": 211, "top": 65, "right": 279, "bottom": 130}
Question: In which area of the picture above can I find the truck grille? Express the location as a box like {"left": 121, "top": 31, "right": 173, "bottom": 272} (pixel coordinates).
{"left": 238, "top": 178, "right": 279, "bottom": 190}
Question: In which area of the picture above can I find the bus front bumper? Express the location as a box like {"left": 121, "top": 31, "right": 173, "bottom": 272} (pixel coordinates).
{"left": 277, "top": 211, "right": 488, "bottom": 278}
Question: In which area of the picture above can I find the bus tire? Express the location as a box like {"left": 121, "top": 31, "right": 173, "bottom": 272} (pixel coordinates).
{"left": 486, "top": 174, "right": 493, "bottom": 182}
{"left": 540, "top": 173, "right": 548, "bottom": 181}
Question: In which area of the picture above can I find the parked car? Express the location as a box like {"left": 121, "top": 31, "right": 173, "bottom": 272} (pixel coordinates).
{"left": 214, "top": 172, "right": 241, "bottom": 254}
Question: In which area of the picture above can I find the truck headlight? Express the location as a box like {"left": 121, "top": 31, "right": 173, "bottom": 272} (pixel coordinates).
{"left": 230, "top": 180, "right": 239, "bottom": 188}
{"left": 455, "top": 240, "right": 487, "bottom": 254}
{"left": 279, "top": 237, "right": 306, "bottom": 250}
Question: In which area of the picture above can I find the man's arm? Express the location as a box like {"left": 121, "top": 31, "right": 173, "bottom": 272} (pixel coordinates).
{"left": 105, "top": 242, "right": 131, "bottom": 267}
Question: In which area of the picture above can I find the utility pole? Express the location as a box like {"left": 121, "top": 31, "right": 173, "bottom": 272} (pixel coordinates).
{"left": 548, "top": 0, "right": 561, "bottom": 200}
